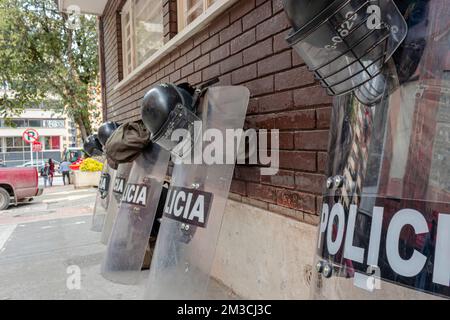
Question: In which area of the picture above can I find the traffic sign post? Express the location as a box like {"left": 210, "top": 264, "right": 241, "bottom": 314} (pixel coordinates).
{"left": 23, "top": 129, "right": 40, "bottom": 167}
{"left": 32, "top": 141, "right": 42, "bottom": 152}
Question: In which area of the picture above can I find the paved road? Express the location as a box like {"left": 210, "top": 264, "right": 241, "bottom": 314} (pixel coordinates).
{"left": 0, "top": 186, "right": 148, "bottom": 300}
{"left": 0, "top": 185, "right": 235, "bottom": 300}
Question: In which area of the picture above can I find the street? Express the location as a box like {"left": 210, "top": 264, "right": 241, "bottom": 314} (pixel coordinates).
{"left": 0, "top": 185, "right": 147, "bottom": 300}
{"left": 0, "top": 185, "right": 236, "bottom": 300}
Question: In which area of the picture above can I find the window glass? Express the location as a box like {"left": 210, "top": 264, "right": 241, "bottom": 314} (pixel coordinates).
{"left": 121, "top": 0, "right": 164, "bottom": 77}
{"left": 177, "top": 0, "right": 217, "bottom": 31}
{"left": 29, "top": 120, "right": 42, "bottom": 127}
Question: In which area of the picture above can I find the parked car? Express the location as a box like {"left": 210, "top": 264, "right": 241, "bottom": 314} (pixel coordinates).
{"left": 0, "top": 167, "right": 43, "bottom": 210}
{"left": 18, "top": 160, "right": 60, "bottom": 172}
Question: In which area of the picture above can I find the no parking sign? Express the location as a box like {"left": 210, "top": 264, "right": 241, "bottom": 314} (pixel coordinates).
{"left": 22, "top": 128, "right": 40, "bottom": 144}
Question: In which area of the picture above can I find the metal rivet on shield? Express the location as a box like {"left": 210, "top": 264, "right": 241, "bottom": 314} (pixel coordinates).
{"left": 315, "top": 261, "right": 325, "bottom": 274}
{"left": 333, "top": 175, "right": 344, "bottom": 188}
{"left": 326, "top": 177, "right": 334, "bottom": 189}
{"left": 322, "top": 264, "right": 333, "bottom": 279}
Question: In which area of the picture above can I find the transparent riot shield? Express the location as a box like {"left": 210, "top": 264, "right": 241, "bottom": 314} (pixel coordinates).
{"left": 312, "top": 0, "right": 450, "bottom": 299}
{"left": 101, "top": 145, "right": 170, "bottom": 284}
{"left": 145, "top": 86, "right": 250, "bottom": 299}
{"left": 100, "top": 162, "right": 133, "bottom": 245}
{"left": 91, "top": 160, "right": 116, "bottom": 232}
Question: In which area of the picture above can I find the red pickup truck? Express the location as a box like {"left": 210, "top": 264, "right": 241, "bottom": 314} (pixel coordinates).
{"left": 0, "top": 167, "right": 43, "bottom": 210}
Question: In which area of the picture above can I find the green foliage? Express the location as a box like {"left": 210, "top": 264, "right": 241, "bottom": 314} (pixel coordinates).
{"left": 0, "top": 0, "right": 99, "bottom": 137}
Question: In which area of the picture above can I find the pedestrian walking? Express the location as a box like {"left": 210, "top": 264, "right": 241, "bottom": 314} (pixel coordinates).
{"left": 59, "top": 160, "right": 72, "bottom": 185}
{"left": 40, "top": 163, "right": 51, "bottom": 188}
{"left": 48, "top": 159, "right": 55, "bottom": 187}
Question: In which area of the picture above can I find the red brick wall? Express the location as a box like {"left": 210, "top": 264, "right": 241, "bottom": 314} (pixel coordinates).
{"left": 101, "top": 0, "right": 332, "bottom": 226}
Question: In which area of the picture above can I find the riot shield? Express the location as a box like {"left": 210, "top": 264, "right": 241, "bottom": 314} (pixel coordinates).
{"left": 145, "top": 86, "right": 250, "bottom": 299}
{"left": 101, "top": 144, "right": 170, "bottom": 284}
{"left": 312, "top": 0, "right": 450, "bottom": 299}
{"left": 100, "top": 162, "right": 133, "bottom": 245}
{"left": 91, "top": 160, "right": 116, "bottom": 232}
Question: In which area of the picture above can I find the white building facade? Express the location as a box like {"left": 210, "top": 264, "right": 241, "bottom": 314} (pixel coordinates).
{"left": 0, "top": 108, "right": 78, "bottom": 167}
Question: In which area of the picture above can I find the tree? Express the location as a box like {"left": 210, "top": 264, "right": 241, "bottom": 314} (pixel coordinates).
{"left": 0, "top": 0, "right": 100, "bottom": 139}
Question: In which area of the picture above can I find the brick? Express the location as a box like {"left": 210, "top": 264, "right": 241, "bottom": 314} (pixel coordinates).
{"left": 295, "top": 130, "right": 329, "bottom": 151}
{"left": 209, "top": 14, "right": 230, "bottom": 35}
{"left": 261, "top": 170, "right": 295, "bottom": 189}
{"left": 274, "top": 109, "right": 315, "bottom": 130}
{"left": 274, "top": 66, "right": 315, "bottom": 91}
{"left": 220, "top": 53, "right": 243, "bottom": 73}
{"left": 316, "top": 196, "right": 324, "bottom": 215}
{"left": 201, "top": 34, "right": 219, "bottom": 54}
{"left": 194, "top": 54, "right": 210, "bottom": 71}
{"left": 186, "top": 45, "right": 201, "bottom": 63}
{"left": 193, "top": 29, "right": 209, "bottom": 47}
{"left": 230, "top": 0, "right": 256, "bottom": 22}
{"left": 295, "top": 172, "right": 326, "bottom": 194}
{"left": 256, "top": 11, "right": 291, "bottom": 41}
{"left": 218, "top": 73, "right": 231, "bottom": 86}
{"left": 274, "top": 32, "right": 290, "bottom": 53}
{"left": 279, "top": 151, "right": 316, "bottom": 171}
{"left": 245, "top": 75, "right": 274, "bottom": 96}
{"left": 247, "top": 182, "right": 278, "bottom": 204}
{"left": 277, "top": 189, "right": 316, "bottom": 213}
{"left": 279, "top": 132, "right": 294, "bottom": 149}
{"left": 210, "top": 43, "right": 230, "bottom": 64}
{"left": 243, "top": 38, "right": 272, "bottom": 64}
{"left": 220, "top": 20, "right": 242, "bottom": 44}
{"left": 292, "top": 50, "right": 305, "bottom": 66}
{"left": 272, "top": 0, "right": 284, "bottom": 13}
{"left": 318, "top": 152, "right": 328, "bottom": 174}
{"left": 294, "top": 86, "right": 333, "bottom": 107}
{"left": 242, "top": 1, "right": 272, "bottom": 30}
{"left": 180, "top": 39, "right": 194, "bottom": 56}
{"left": 230, "top": 28, "right": 256, "bottom": 54}
{"left": 245, "top": 114, "right": 276, "bottom": 130}
{"left": 230, "top": 179, "right": 246, "bottom": 196}
{"left": 169, "top": 69, "right": 181, "bottom": 83}
{"left": 188, "top": 71, "right": 202, "bottom": 85}
{"left": 317, "top": 107, "right": 332, "bottom": 129}
{"left": 232, "top": 63, "right": 257, "bottom": 84}
{"left": 247, "top": 98, "right": 259, "bottom": 114}
{"left": 235, "top": 166, "right": 261, "bottom": 183}
{"left": 258, "top": 91, "right": 294, "bottom": 113}
{"left": 181, "top": 62, "right": 194, "bottom": 78}
{"left": 175, "top": 55, "right": 187, "bottom": 70}
{"left": 202, "top": 64, "right": 221, "bottom": 81}
{"left": 260, "top": 51, "right": 292, "bottom": 77}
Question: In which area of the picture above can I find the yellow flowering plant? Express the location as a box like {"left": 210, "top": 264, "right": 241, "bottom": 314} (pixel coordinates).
{"left": 79, "top": 158, "right": 104, "bottom": 172}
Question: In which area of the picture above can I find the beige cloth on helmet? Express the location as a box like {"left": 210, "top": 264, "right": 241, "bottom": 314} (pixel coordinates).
{"left": 104, "top": 120, "right": 150, "bottom": 169}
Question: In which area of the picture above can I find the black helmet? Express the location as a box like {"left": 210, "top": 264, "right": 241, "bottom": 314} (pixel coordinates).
{"left": 283, "top": 0, "right": 334, "bottom": 31}
{"left": 141, "top": 83, "right": 194, "bottom": 138}
{"left": 140, "top": 83, "right": 198, "bottom": 157}
{"left": 83, "top": 134, "right": 103, "bottom": 157}
{"left": 283, "top": 0, "right": 407, "bottom": 103}
{"left": 98, "top": 121, "right": 120, "bottom": 147}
